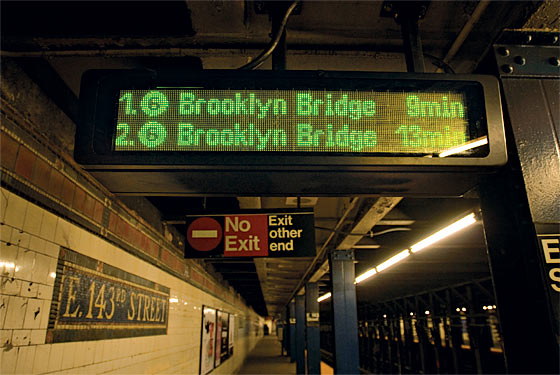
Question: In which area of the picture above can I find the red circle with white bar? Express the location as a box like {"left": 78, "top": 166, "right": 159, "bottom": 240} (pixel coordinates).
{"left": 187, "top": 217, "right": 222, "bottom": 251}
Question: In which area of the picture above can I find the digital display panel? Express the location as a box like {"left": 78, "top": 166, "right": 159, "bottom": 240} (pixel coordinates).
{"left": 113, "top": 88, "right": 488, "bottom": 156}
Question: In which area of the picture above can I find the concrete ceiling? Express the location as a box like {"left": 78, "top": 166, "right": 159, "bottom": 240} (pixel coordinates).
{"left": 1, "top": 0, "right": 553, "bottom": 317}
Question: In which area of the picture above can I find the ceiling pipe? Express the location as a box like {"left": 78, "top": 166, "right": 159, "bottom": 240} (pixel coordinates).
{"left": 237, "top": 197, "right": 262, "bottom": 209}
{"left": 435, "top": 0, "right": 490, "bottom": 72}
{"left": 271, "top": 1, "right": 289, "bottom": 70}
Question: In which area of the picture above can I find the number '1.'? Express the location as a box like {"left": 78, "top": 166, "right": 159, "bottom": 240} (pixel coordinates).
{"left": 119, "top": 92, "right": 134, "bottom": 115}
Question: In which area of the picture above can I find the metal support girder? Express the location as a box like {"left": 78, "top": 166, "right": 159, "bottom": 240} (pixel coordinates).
{"left": 479, "top": 152, "right": 559, "bottom": 373}
{"left": 295, "top": 294, "right": 306, "bottom": 374}
{"left": 336, "top": 197, "right": 402, "bottom": 250}
{"left": 445, "top": 289, "right": 460, "bottom": 373}
{"left": 329, "top": 249, "right": 359, "bottom": 375}
{"left": 478, "top": 32, "right": 559, "bottom": 374}
{"left": 289, "top": 300, "right": 297, "bottom": 362}
{"left": 305, "top": 282, "right": 321, "bottom": 375}
{"left": 466, "top": 286, "right": 483, "bottom": 375}
{"left": 281, "top": 308, "right": 288, "bottom": 356}
{"left": 13, "top": 57, "right": 79, "bottom": 124}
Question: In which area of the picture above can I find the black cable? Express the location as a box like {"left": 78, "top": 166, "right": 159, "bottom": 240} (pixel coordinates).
{"left": 238, "top": 1, "right": 299, "bottom": 70}
{"left": 314, "top": 226, "right": 411, "bottom": 238}
{"left": 424, "top": 53, "right": 456, "bottom": 74}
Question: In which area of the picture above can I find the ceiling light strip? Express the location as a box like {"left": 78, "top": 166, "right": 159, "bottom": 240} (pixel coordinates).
{"left": 438, "top": 136, "right": 488, "bottom": 158}
{"left": 410, "top": 213, "right": 477, "bottom": 253}
{"left": 375, "top": 249, "right": 410, "bottom": 272}
{"left": 318, "top": 212, "right": 478, "bottom": 302}
{"left": 317, "top": 292, "right": 332, "bottom": 302}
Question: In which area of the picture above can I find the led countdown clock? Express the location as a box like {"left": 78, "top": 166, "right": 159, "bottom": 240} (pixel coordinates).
{"left": 74, "top": 70, "right": 506, "bottom": 195}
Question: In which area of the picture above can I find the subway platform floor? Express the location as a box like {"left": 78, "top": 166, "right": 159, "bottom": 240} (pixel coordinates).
{"left": 237, "top": 335, "right": 294, "bottom": 374}
{"left": 236, "top": 335, "right": 333, "bottom": 375}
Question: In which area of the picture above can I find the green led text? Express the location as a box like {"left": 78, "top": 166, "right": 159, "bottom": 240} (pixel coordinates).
{"left": 406, "top": 95, "right": 464, "bottom": 118}
{"left": 395, "top": 125, "right": 466, "bottom": 148}
{"left": 296, "top": 93, "right": 375, "bottom": 120}
{"left": 141, "top": 91, "right": 169, "bottom": 117}
{"left": 115, "top": 89, "right": 475, "bottom": 155}
{"left": 297, "top": 124, "right": 376, "bottom": 151}
{"left": 179, "top": 92, "right": 287, "bottom": 118}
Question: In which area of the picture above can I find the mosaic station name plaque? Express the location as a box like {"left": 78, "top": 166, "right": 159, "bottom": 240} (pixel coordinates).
{"left": 47, "top": 248, "right": 170, "bottom": 343}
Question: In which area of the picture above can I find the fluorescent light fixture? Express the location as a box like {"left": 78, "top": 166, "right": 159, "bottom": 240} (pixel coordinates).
{"left": 352, "top": 244, "right": 381, "bottom": 249}
{"left": 322, "top": 212, "right": 479, "bottom": 303}
{"left": 317, "top": 292, "right": 331, "bottom": 303}
{"left": 355, "top": 268, "right": 377, "bottom": 284}
{"left": 410, "top": 213, "right": 477, "bottom": 253}
{"left": 0, "top": 262, "right": 15, "bottom": 269}
{"left": 439, "top": 136, "right": 488, "bottom": 158}
{"left": 169, "top": 297, "right": 179, "bottom": 303}
{"left": 376, "top": 249, "right": 410, "bottom": 272}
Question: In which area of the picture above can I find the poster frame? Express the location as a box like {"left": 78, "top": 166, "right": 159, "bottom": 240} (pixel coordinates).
{"left": 199, "top": 306, "right": 235, "bottom": 375}
{"left": 199, "top": 305, "right": 217, "bottom": 375}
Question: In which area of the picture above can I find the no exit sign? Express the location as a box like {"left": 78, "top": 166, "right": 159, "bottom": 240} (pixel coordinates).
{"left": 184, "top": 210, "right": 316, "bottom": 258}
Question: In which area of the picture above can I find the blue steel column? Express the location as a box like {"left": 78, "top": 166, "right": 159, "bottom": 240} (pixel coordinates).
{"left": 295, "top": 294, "right": 306, "bottom": 374}
{"left": 290, "top": 300, "right": 297, "bottom": 363}
{"left": 306, "top": 282, "right": 321, "bottom": 375}
{"left": 281, "top": 308, "right": 288, "bottom": 356}
{"left": 329, "top": 249, "right": 359, "bottom": 374}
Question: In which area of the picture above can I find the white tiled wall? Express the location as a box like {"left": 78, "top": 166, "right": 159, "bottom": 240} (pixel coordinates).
{"left": 0, "top": 188, "right": 263, "bottom": 374}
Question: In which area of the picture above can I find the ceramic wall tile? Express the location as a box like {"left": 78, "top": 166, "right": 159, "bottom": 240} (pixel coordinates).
{"left": 12, "top": 329, "right": 30, "bottom": 346}
{"left": 47, "top": 343, "right": 64, "bottom": 373}
{"left": 0, "top": 344, "right": 18, "bottom": 374}
{"left": 23, "top": 298, "right": 43, "bottom": 329}
{"left": 28, "top": 235, "right": 46, "bottom": 254}
{"left": 61, "top": 341, "right": 76, "bottom": 370}
{"left": 4, "top": 194, "right": 27, "bottom": 230}
{"left": 20, "top": 280, "right": 39, "bottom": 298}
{"left": 1, "top": 225, "right": 13, "bottom": 244}
{"left": 14, "top": 247, "right": 35, "bottom": 282}
{"left": 15, "top": 344, "right": 36, "bottom": 374}
{"left": 0, "top": 329, "right": 12, "bottom": 348}
{"left": 0, "top": 295, "right": 8, "bottom": 328}
{"left": 43, "top": 241, "right": 59, "bottom": 259}
{"left": 39, "top": 212, "right": 57, "bottom": 242}
{"left": 29, "top": 329, "right": 46, "bottom": 345}
{"left": 0, "top": 188, "right": 10, "bottom": 223}
{"left": 36, "top": 284, "right": 52, "bottom": 300}
{"left": 31, "top": 253, "right": 51, "bottom": 285}
{"left": 4, "top": 296, "right": 26, "bottom": 329}
{"left": 39, "top": 299, "right": 51, "bottom": 330}
{"left": 32, "top": 344, "right": 51, "bottom": 374}
{"left": 11, "top": 230, "right": 30, "bottom": 249}
{"left": 1, "top": 276, "right": 21, "bottom": 295}
{"left": 23, "top": 203, "right": 43, "bottom": 237}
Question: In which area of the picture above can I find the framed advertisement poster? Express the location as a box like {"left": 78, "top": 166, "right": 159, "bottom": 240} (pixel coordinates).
{"left": 220, "top": 312, "right": 230, "bottom": 363}
{"left": 228, "top": 314, "right": 234, "bottom": 356}
{"left": 215, "top": 310, "right": 230, "bottom": 367}
{"left": 200, "top": 306, "right": 217, "bottom": 375}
